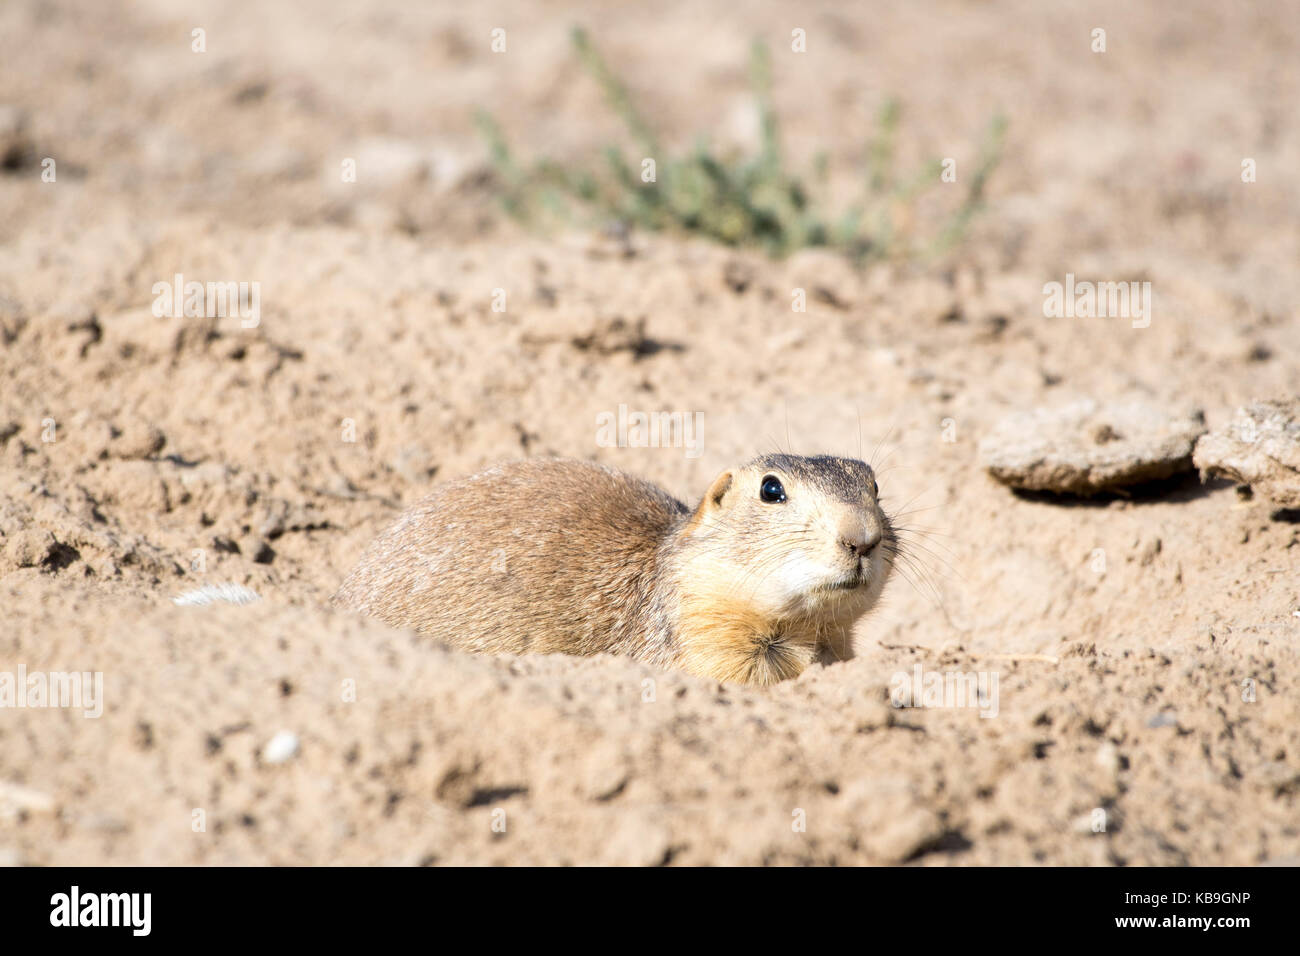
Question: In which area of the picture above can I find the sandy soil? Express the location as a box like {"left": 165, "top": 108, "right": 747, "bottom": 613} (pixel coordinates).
{"left": 1, "top": 0, "right": 1298, "bottom": 865}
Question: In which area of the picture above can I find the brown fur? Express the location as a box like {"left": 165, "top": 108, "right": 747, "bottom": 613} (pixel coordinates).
{"left": 332, "top": 455, "right": 896, "bottom": 685}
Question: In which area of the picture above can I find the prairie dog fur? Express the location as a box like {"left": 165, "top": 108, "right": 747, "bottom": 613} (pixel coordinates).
{"left": 332, "top": 455, "right": 896, "bottom": 686}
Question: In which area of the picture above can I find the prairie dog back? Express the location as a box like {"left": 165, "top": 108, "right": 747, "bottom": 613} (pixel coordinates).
{"left": 333, "top": 459, "right": 688, "bottom": 661}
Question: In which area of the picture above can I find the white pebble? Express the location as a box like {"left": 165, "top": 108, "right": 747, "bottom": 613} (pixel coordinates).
{"left": 263, "top": 730, "right": 300, "bottom": 764}
{"left": 1095, "top": 741, "right": 1120, "bottom": 774}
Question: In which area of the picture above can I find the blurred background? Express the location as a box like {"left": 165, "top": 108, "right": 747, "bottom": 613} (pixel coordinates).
{"left": 3, "top": 0, "right": 1297, "bottom": 284}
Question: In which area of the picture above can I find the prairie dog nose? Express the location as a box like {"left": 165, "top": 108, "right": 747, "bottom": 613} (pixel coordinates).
{"left": 837, "top": 516, "right": 883, "bottom": 557}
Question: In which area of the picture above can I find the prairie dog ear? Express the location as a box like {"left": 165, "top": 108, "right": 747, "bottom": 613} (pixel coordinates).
{"left": 688, "top": 469, "right": 733, "bottom": 529}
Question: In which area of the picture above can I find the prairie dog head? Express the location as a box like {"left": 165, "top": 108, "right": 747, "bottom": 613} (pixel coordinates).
{"left": 680, "top": 453, "right": 894, "bottom": 623}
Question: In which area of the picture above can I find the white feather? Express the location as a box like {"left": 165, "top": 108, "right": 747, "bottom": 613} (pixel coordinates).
{"left": 171, "top": 583, "right": 262, "bottom": 607}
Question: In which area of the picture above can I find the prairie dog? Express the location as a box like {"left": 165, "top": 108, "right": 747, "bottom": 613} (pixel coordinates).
{"left": 332, "top": 455, "right": 896, "bottom": 685}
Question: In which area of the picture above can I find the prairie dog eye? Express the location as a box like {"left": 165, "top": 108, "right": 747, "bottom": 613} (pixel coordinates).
{"left": 871, "top": 478, "right": 879, "bottom": 497}
{"left": 759, "top": 475, "right": 786, "bottom": 503}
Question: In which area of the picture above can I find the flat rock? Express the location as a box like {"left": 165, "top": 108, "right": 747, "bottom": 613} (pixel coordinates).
{"left": 1193, "top": 398, "right": 1300, "bottom": 509}
{"left": 980, "top": 399, "right": 1205, "bottom": 495}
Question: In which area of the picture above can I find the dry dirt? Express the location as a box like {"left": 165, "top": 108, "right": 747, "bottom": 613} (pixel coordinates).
{"left": 1, "top": 0, "right": 1298, "bottom": 865}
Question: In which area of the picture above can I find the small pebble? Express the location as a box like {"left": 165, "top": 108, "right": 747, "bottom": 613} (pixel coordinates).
{"left": 1146, "top": 712, "right": 1178, "bottom": 729}
{"left": 263, "top": 730, "right": 301, "bottom": 764}
{"left": 1095, "top": 741, "right": 1120, "bottom": 773}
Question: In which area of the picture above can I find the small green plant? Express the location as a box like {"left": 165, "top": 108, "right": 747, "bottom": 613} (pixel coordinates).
{"left": 477, "top": 28, "right": 1005, "bottom": 262}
